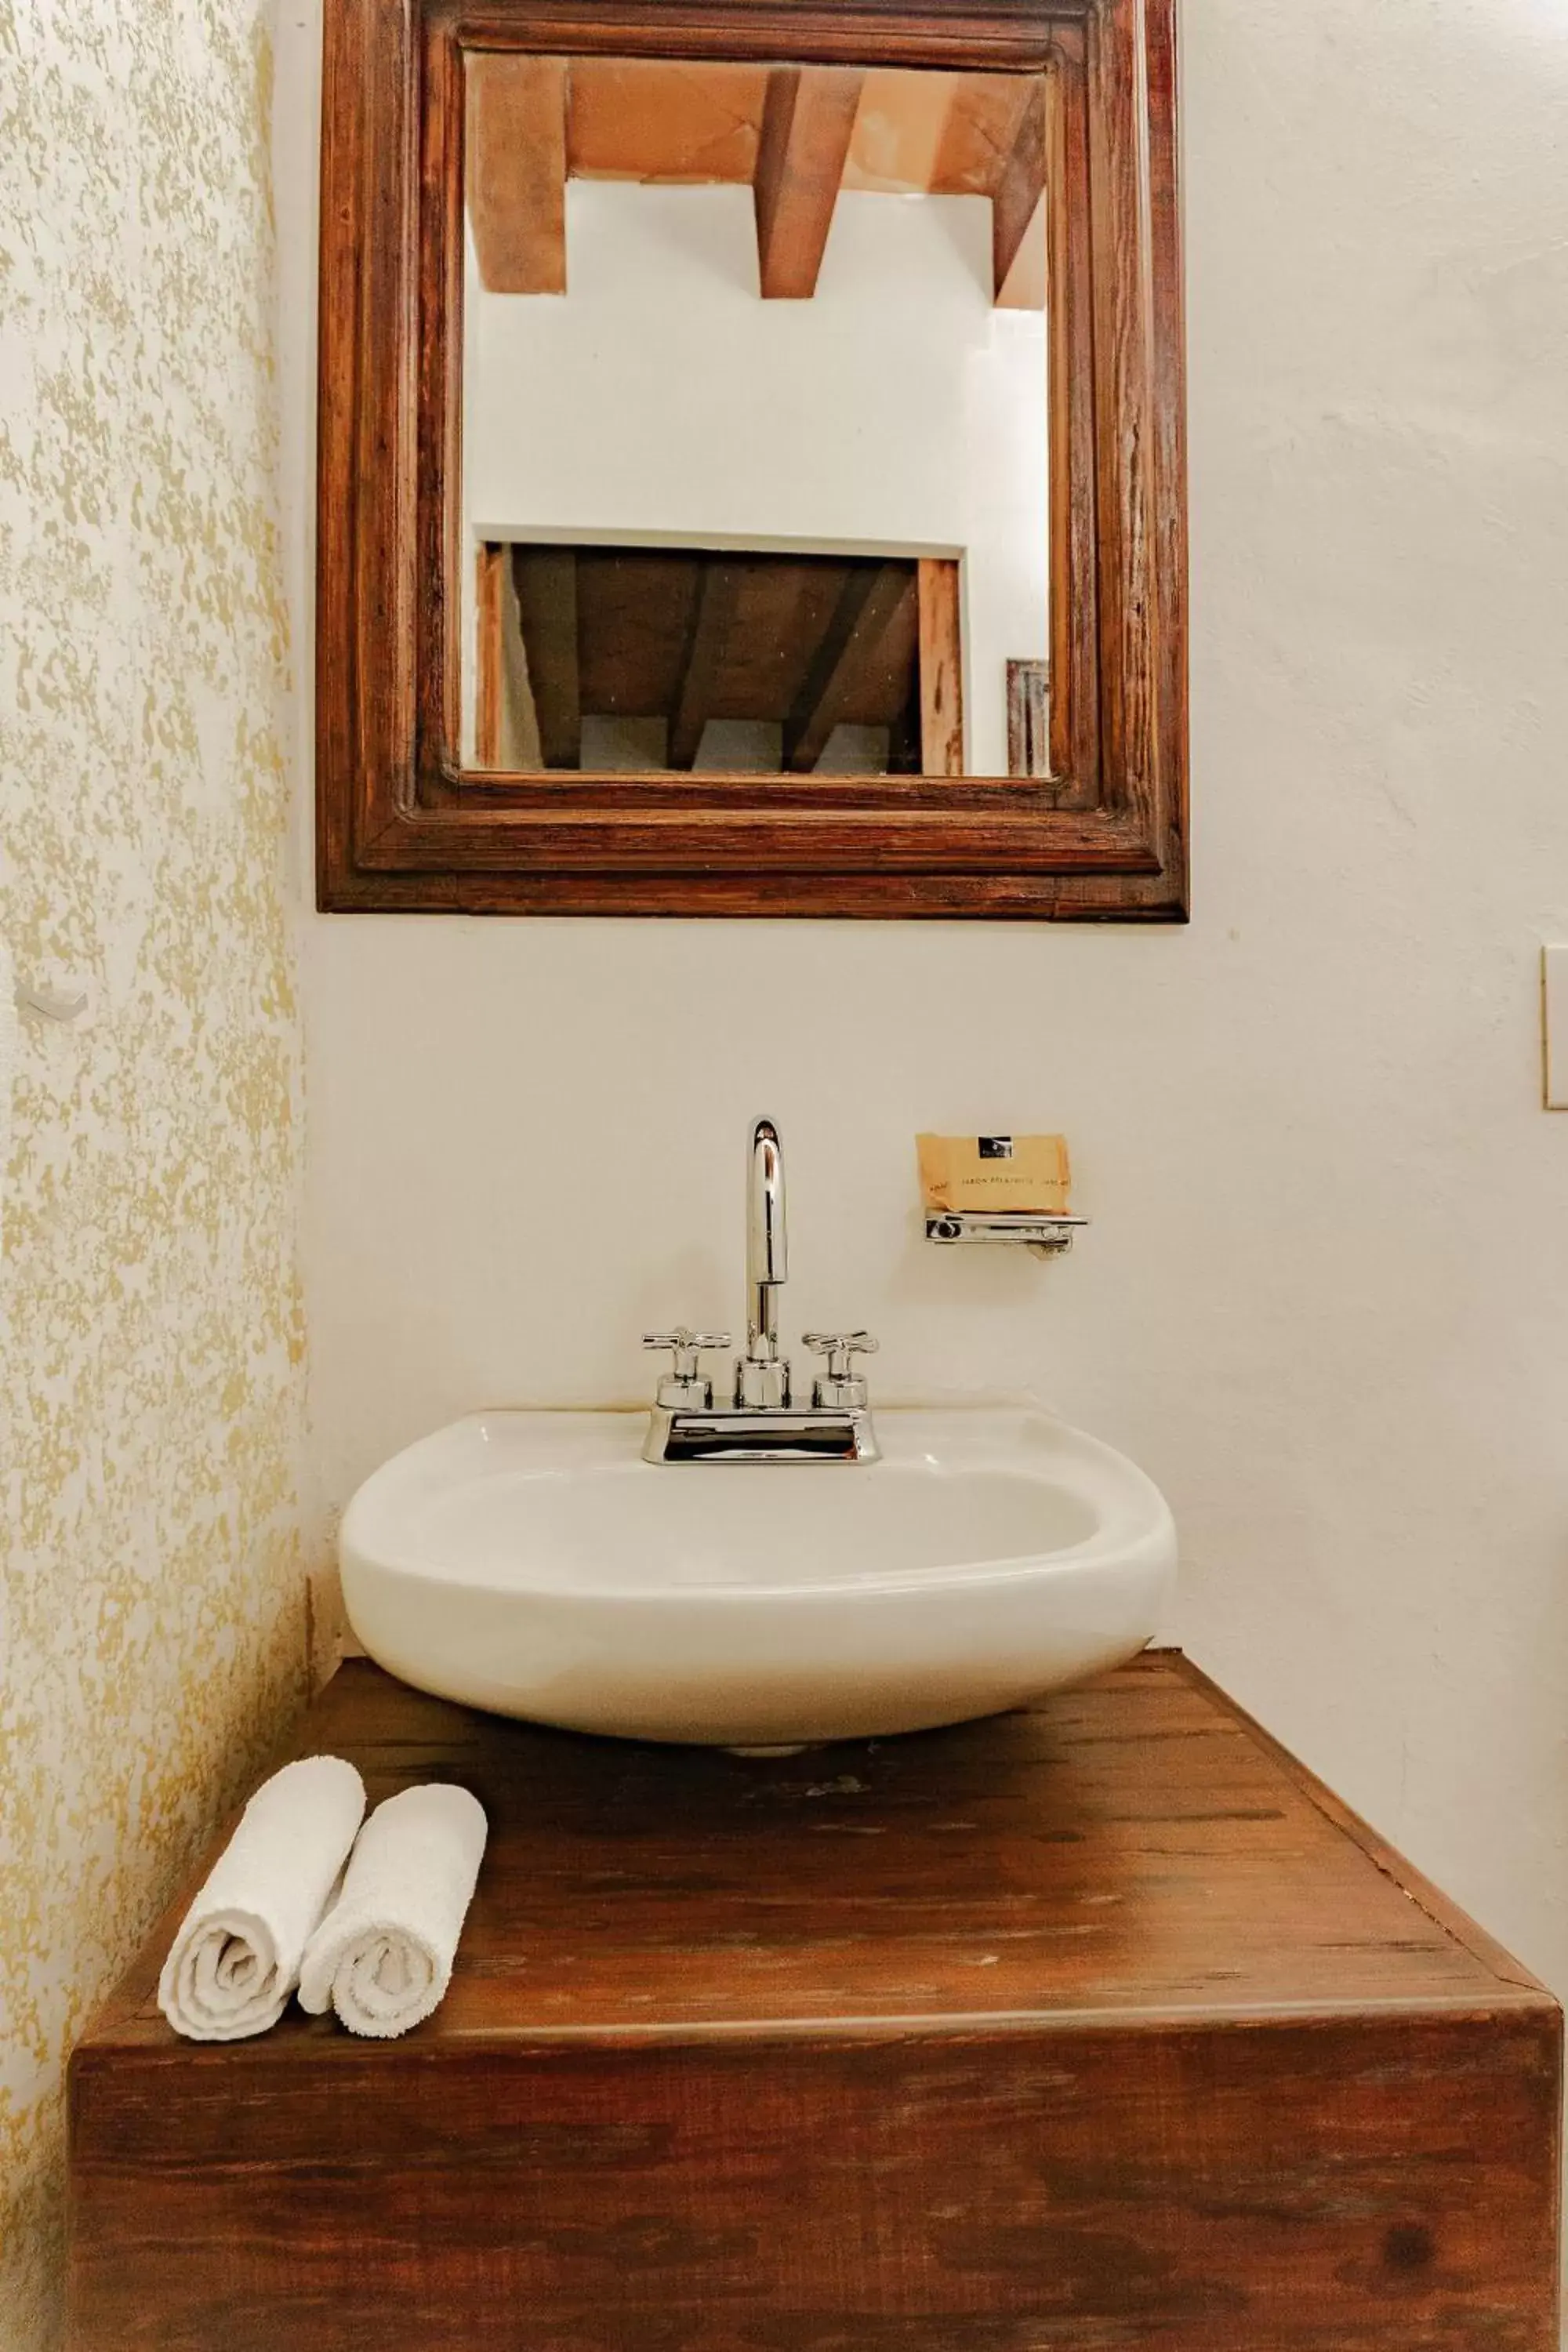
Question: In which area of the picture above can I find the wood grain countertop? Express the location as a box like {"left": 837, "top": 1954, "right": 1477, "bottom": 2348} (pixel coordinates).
{"left": 78, "top": 1650, "right": 1552, "bottom": 2054}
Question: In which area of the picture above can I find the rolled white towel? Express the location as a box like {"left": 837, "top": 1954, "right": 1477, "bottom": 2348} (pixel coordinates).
{"left": 299, "top": 1783, "right": 488, "bottom": 2038}
{"left": 158, "top": 1755, "right": 367, "bottom": 2041}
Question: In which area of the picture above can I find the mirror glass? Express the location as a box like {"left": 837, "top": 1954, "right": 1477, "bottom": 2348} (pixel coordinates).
{"left": 459, "top": 54, "right": 1050, "bottom": 780}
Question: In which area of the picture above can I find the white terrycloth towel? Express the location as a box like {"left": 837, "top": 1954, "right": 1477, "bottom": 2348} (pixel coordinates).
{"left": 298, "top": 1783, "right": 488, "bottom": 2038}
{"left": 158, "top": 1755, "right": 367, "bottom": 2041}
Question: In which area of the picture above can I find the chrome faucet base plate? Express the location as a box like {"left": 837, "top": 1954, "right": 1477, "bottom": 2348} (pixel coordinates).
{"left": 644, "top": 1405, "right": 880, "bottom": 1467}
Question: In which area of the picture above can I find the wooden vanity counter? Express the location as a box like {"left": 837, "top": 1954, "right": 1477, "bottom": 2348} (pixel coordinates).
{"left": 68, "top": 1652, "right": 1559, "bottom": 2350}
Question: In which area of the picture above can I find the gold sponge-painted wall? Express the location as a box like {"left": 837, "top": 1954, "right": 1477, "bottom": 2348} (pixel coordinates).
{"left": 0, "top": 4, "right": 309, "bottom": 2343}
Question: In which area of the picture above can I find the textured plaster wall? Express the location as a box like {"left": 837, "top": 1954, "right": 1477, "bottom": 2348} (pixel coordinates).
{"left": 281, "top": 0, "right": 1568, "bottom": 2038}
{"left": 0, "top": 5, "right": 308, "bottom": 2344}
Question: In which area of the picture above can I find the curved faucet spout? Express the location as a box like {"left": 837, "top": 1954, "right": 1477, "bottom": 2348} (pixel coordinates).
{"left": 746, "top": 1117, "right": 787, "bottom": 1360}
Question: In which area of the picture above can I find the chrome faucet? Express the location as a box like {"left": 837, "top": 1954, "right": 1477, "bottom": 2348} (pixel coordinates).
{"left": 642, "top": 1116, "right": 879, "bottom": 1465}
{"left": 739, "top": 1116, "right": 788, "bottom": 1408}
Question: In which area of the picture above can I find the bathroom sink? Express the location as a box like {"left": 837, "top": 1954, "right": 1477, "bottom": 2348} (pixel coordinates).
{"left": 339, "top": 1407, "right": 1175, "bottom": 1747}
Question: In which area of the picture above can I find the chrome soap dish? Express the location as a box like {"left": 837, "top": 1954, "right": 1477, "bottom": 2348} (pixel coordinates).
{"left": 925, "top": 1211, "right": 1089, "bottom": 1261}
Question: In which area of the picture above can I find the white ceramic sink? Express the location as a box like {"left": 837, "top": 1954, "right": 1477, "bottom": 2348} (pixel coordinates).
{"left": 339, "top": 1407, "right": 1175, "bottom": 1747}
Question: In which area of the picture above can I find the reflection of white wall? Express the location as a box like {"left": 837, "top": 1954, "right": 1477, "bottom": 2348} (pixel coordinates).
{"left": 465, "top": 181, "right": 1049, "bottom": 774}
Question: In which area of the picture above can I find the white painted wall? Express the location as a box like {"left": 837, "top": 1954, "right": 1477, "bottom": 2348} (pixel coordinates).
{"left": 277, "top": 0, "right": 1568, "bottom": 2035}
{"left": 463, "top": 180, "right": 1049, "bottom": 773}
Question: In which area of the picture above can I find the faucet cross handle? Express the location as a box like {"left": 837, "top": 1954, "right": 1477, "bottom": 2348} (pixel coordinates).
{"left": 803, "top": 1330, "right": 879, "bottom": 1411}
{"left": 644, "top": 1328, "right": 731, "bottom": 1410}
{"left": 804, "top": 1330, "right": 878, "bottom": 1377}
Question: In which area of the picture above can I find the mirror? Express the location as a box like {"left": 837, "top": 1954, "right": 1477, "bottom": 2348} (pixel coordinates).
{"left": 459, "top": 56, "right": 1051, "bottom": 781}
{"left": 315, "top": 0, "right": 1185, "bottom": 920}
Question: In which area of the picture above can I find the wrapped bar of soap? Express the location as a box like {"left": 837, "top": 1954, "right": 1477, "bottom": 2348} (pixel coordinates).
{"left": 916, "top": 1133, "right": 1072, "bottom": 1215}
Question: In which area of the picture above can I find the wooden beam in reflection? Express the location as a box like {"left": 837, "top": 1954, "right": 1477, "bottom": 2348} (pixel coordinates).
{"left": 1007, "top": 658, "right": 1051, "bottom": 777}
{"left": 917, "top": 558, "right": 964, "bottom": 776}
{"left": 510, "top": 546, "right": 580, "bottom": 768}
{"left": 568, "top": 60, "right": 768, "bottom": 187}
{"left": 783, "top": 563, "right": 913, "bottom": 771}
{"left": 992, "top": 78, "right": 1047, "bottom": 310}
{"left": 668, "top": 560, "right": 742, "bottom": 770}
{"left": 475, "top": 544, "right": 503, "bottom": 767}
{"left": 753, "top": 67, "right": 865, "bottom": 299}
{"left": 466, "top": 55, "right": 568, "bottom": 296}
{"left": 927, "top": 74, "right": 1041, "bottom": 201}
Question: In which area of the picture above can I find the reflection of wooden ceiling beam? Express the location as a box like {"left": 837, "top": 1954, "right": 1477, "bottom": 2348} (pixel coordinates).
{"left": 466, "top": 60, "right": 1048, "bottom": 307}
{"left": 992, "top": 78, "right": 1047, "bottom": 309}
{"left": 475, "top": 544, "right": 504, "bottom": 767}
{"left": 932, "top": 74, "right": 1040, "bottom": 199}
{"left": 668, "top": 560, "right": 742, "bottom": 768}
{"left": 568, "top": 61, "right": 767, "bottom": 186}
{"left": 753, "top": 67, "right": 865, "bottom": 299}
{"left": 1007, "top": 658, "right": 1051, "bottom": 778}
{"left": 510, "top": 546, "right": 580, "bottom": 768}
{"left": 466, "top": 56, "right": 568, "bottom": 295}
{"left": 783, "top": 563, "right": 913, "bottom": 771}
{"left": 917, "top": 559, "right": 964, "bottom": 776}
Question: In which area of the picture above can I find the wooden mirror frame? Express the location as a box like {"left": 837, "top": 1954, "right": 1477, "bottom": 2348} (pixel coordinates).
{"left": 317, "top": 0, "right": 1186, "bottom": 918}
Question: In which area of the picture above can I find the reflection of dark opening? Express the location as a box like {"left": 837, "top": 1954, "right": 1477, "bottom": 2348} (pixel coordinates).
{"left": 488, "top": 542, "right": 945, "bottom": 776}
